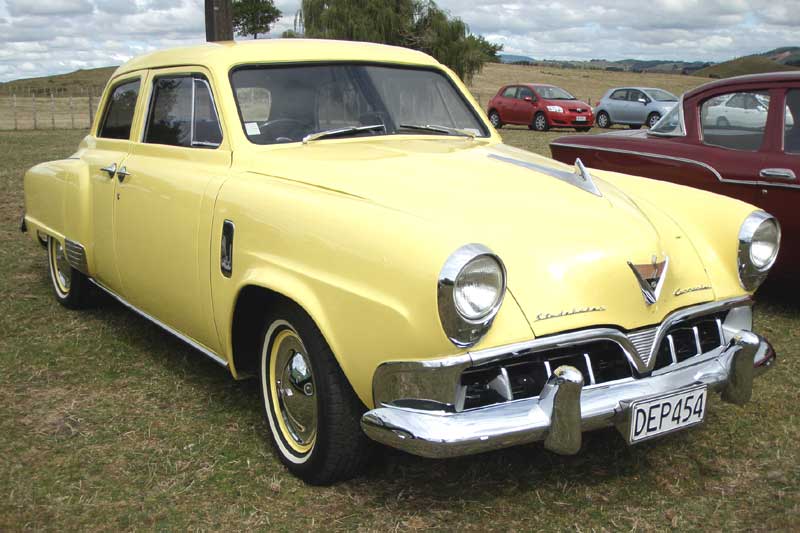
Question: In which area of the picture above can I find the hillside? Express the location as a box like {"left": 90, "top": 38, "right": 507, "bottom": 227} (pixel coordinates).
{"left": 0, "top": 66, "right": 117, "bottom": 96}
{"left": 694, "top": 52, "right": 799, "bottom": 79}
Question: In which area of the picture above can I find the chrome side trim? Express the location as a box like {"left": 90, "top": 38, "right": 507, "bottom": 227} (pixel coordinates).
{"left": 549, "top": 142, "right": 800, "bottom": 190}
{"left": 64, "top": 239, "right": 89, "bottom": 275}
{"left": 488, "top": 153, "right": 602, "bottom": 196}
{"left": 89, "top": 279, "right": 228, "bottom": 368}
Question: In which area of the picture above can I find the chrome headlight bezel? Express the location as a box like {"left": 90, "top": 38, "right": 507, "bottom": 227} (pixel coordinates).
{"left": 738, "top": 211, "right": 781, "bottom": 291}
{"left": 437, "top": 244, "right": 507, "bottom": 348}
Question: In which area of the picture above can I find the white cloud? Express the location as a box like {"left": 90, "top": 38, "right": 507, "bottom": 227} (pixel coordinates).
{"left": 0, "top": 0, "right": 796, "bottom": 82}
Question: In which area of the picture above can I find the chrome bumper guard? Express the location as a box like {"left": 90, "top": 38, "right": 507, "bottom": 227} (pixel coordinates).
{"left": 361, "top": 330, "right": 775, "bottom": 458}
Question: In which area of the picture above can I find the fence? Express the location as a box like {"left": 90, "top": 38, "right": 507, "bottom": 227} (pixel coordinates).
{"left": 0, "top": 93, "right": 102, "bottom": 131}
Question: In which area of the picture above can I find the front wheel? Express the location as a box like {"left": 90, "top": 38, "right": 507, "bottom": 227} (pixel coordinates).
{"left": 532, "top": 112, "right": 549, "bottom": 131}
{"left": 646, "top": 112, "right": 661, "bottom": 129}
{"left": 259, "top": 306, "right": 373, "bottom": 485}
{"left": 47, "top": 237, "right": 95, "bottom": 309}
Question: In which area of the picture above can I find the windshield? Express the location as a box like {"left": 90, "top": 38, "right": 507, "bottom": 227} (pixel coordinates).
{"left": 533, "top": 85, "right": 576, "bottom": 100}
{"left": 648, "top": 102, "right": 685, "bottom": 136}
{"left": 646, "top": 89, "right": 678, "bottom": 102}
{"left": 230, "top": 64, "right": 488, "bottom": 145}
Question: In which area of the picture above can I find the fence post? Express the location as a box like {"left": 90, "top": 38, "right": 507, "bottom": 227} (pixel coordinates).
{"left": 69, "top": 96, "right": 75, "bottom": 129}
{"left": 33, "top": 94, "right": 37, "bottom": 129}
{"left": 13, "top": 94, "right": 18, "bottom": 130}
{"left": 50, "top": 92, "right": 56, "bottom": 129}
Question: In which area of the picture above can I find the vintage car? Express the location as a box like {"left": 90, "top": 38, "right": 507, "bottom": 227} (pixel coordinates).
{"left": 550, "top": 72, "right": 798, "bottom": 283}
{"left": 487, "top": 83, "right": 594, "bottom": 131}
{"left": 22, "top": 40, "right": 779, "bottom": 485}
{"left": 594, "top": 86, "right": 678, "bottom": 129}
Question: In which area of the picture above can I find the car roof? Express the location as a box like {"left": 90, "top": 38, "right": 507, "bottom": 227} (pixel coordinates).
{"left": 685, "top": 71, "right": 800, "bottom": 100}
{"left": 113, "top": 39, "right": 439, "bottom": 78}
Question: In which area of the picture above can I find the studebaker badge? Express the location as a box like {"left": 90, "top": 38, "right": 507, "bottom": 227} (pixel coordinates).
{"left": 22, "top": 40, "right": 780, "bottom": 485}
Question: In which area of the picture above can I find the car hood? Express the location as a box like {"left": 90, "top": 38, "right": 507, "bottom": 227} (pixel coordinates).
{"left": 242, "top": 138, "right": 716, "bottom": 335}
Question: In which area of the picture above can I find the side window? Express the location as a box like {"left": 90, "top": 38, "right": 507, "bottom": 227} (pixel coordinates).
{"left": 144, "top": 75, "right": 222, "bottom": 148}
{"left": 518, "top": 87, "right": 534, "bottom": 100}
{"left": 786, "top": 89, "right": 799, "bottom": 155}
{"left": 700, "top": 90, "right": 770, "bottom": 151}
{"left": 502, "top": 87, "right": 517, "bottom": 98}
{"left": 628, "top": 90, "right": 645, "bottom": 103}
{"left": 610, "top": 89, "right": 628, "bottom": 101}
{"left": 98, "top": 79, "right": 140, "bottom": 140}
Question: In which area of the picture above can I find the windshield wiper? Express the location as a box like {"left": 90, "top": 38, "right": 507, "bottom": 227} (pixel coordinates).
{"left": 302, "top": 124, "right": 386, "bottom": 144}
{"left": 398, "top": 123, "right": 476, "bottom": 139}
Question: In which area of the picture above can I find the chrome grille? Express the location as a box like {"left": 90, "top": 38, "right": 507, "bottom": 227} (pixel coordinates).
{"left": 653, "top": 316, "right": 725, "bottom": 370}
{"left": 627, "top": 327, "right": 658, "bottom": 366}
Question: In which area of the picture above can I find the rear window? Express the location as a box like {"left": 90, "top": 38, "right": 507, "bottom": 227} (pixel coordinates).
{"left": 785, "top": 89, "right": 799, "bottom": 155}
{"left": 98, "top": 79, "right": 140, "bottom": 140}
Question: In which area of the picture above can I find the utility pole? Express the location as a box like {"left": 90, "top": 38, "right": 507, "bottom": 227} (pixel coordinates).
{"left": 205, "top": 0, "right": 233, "bottom": 42}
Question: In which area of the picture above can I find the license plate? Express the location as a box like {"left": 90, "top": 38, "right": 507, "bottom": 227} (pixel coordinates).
{"left": 575, "top": 116, "right": 587, "bottom": 122}
{"left": 628, "top": 386, "right": 707, "bottom": 443}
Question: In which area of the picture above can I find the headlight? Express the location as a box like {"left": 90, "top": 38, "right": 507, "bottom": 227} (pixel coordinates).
{"left": 546, "top": 105, "right": 564, "bottom": 113}
{"left": 738, "top": 211, "right": 780, "bottom": 291}
{"left": 438, "top": 244, "right": 506, "bottom": 347}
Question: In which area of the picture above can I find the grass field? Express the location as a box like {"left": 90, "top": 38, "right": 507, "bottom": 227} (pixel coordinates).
{"left": 1, "top": 65, "right": 799, "bottom": 531}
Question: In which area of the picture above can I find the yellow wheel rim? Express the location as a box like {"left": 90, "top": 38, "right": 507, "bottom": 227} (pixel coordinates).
{"left": 269, "top": 328, "right": 317, "bottom": 454}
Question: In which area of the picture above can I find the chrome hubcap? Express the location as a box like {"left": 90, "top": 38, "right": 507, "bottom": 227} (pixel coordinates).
{"left": 490, "top": 113, "right": 499, "bottom": 126}
{"left": 649, "top": 115, "right": 659, "bottom": 127}
{"left": 599, "top": 115, "right": 608, "bottom": 127}
{"left": 536, "top": 116, "right": 545, "bottom": 129}
{"left": 53, "top": 240, "right": 71, "bottom": 292}
{"left": 275, "top": 336, "right": 317, "bottom": 447}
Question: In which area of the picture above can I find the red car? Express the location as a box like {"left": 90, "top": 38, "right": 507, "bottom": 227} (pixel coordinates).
{"left": 550, "top": 72, "right": 799, "bottom": 282}
{"left": 487, "top": 83, "right": 594, "bottom": 132}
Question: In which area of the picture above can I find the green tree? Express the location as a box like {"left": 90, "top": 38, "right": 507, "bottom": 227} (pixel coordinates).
{"left": 233, "top": 0, "right": 282, "bottom": 39}
{"left": 300, "top": 0, "right": 501, "bottom": 82}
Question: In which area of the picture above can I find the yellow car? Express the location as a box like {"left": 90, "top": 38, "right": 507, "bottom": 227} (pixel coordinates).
{"left": 22, "top": 40, "right": 780, "bottom": 485}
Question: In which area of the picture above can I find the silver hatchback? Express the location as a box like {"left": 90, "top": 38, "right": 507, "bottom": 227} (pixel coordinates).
{"left": 595, "top": 87, "right": 678, "bottom": 129}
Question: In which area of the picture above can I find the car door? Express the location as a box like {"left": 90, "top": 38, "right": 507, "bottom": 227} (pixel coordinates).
{"left": 517, "top": 86, "right": 537, "bottom": 124}
{"left": 607, "top": 89, "right": 628, "bottom": 122}
{"left": 112, "top": 68, "right": 230, "bottom": 353}
{"left": 755, "top": 87, "right": 800, "bottom": 272}
{"left": 627, "top": 89, "right": 648, "bottom": 124}
{"left": 498, "top": 86, "right": 518, "bottom": 123}
{"left": 81, "top": 75, "right": 145, "bottom": 291}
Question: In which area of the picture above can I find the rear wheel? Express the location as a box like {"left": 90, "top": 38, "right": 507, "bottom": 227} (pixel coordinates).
{"left": 646, "top": 112, "right": 661, "bottom": 129}
{"left": 532, "top": 112, "right": 549, "bottom": 131}
{"left": 259, "top": 305, "right": 373, "bottom": 485}
{"left": 596, "top": 111, "right": 611, "bottom": 129}
{"left": 47, "top": 237, "right": 95, "bottom": 309}
{"left": 488, "top": 110, "right": 503, "bottom": 129}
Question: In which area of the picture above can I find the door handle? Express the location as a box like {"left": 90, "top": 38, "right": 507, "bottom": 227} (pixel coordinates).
{"left": 759, "top": 168, "right": 796, "bottom": 180}
{"left": 116, "top": 166, "right": 131, "bottom": 182}
{"left": 100, "top": 163, "right": 117, "bottom": 178}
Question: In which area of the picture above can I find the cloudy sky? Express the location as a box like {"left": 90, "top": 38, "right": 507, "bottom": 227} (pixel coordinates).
{"left": 1, "top": 0, "right": 798, "bottom": 82}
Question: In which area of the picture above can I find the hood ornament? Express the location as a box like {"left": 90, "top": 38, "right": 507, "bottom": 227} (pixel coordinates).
{"left": 628, "top": 255, "right": 669, "bottom": 305}
{"left": 487, "top": 153, "right": 602, "bottom": 197}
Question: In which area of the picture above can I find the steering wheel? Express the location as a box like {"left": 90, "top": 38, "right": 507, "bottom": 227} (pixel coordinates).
{"left": 257, "top": 118, "right": 309, "bottom": 142}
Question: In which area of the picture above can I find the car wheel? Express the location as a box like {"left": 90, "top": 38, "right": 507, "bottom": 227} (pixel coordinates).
{"left": 533, "top": 112, "right": 549, "bottom": 132}
{"left": 596, "top": 111, "right": 611, "bottom": 129}
{"left": 629, "top": 124, "right": 642, "bottom": 130}
{"left": 47, "top": 236, "right": 95, "bottom": 309}
{"left": 575, "top": 127, "right": 591, "bottom": 132}
{"left": 717, "top": 116, "right": 730, "bottom": 128}
{"left": 259, "top": 306, "right": 373, "bottom": 485}
{"left": 488, "top": 110, "right": 503, "bottom": 129}
{"left": 646, "top": 113, "right": 661, "bottom": 129}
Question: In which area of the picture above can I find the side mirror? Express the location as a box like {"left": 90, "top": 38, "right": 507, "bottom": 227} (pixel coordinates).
{"left": 638, "top": 98, "right": 648, "bottom": 104}
{"left": 524, "top": 96, "right": 533, "bottom": 102}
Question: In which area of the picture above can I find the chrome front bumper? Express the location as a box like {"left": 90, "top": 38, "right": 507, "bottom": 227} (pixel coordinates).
{"left": 361, "top": 331, "right": 775, "bottom": 458}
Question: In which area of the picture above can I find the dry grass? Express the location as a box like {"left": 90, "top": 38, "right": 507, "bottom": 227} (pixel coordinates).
{"left": 1, "top": 64, "right": 798, "bottom": 531}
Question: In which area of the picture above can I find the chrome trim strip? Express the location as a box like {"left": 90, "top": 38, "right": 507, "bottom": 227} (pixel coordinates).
{"left": 549, "top": 142, "right": 800, "bottom": 190}
{"left": 64, "top": 239, "right": 89, "bottom": 275}
{"left": 488, "top": 153, "right": 602, "bottom": 196}
{"left": 667, "top": 335, "right": 677, "bottom": 364}
{"left": 583, "top": 353, "right": 596, "bottom": 385}
{"left": 89, "top": 279, "right": 228, "bottom": 368}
